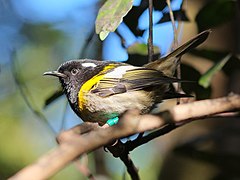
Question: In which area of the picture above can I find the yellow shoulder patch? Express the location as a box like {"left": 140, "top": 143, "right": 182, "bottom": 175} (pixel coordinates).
{"left": 78, "top": 64, "right": 117, "bottom": 110}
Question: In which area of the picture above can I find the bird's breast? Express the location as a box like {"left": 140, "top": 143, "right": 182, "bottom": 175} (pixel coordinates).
{"left": 80, "top": 90, "right": 155, "bottom": 124}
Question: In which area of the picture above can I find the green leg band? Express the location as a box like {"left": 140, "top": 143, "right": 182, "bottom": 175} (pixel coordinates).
{"left": 106, "top": 117, "right": 119, "bottom": 126}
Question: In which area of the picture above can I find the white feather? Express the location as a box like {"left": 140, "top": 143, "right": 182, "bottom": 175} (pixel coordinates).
{"left": 82, "top": 62, "right": 97, "bottom": 68}
{"left": 104, "top": 66, "right": 138, "bottom": 78}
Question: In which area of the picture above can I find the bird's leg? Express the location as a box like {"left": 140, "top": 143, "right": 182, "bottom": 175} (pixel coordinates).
{"left": 101, "top": 116, "right": 119, "bottom": 128}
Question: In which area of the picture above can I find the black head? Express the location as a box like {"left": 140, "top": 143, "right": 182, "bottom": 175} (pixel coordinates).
{"left": 44, "top": 59, "right": 109, "bottom": 105}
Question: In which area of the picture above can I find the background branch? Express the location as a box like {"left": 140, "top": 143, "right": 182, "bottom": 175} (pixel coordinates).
{"left": 166, "top": 0, "right": 182, "bottom": 104}
{"left": 148, "top": 0, "right": 154, "bottom": 62}
{"left": 126, "top": 123, "right": 177, "bottom": 152}
{"left": 166, "top": 0, "right": 178, "bottom": 49}
{"left": 10, "top": 94, "right": 240, "bottom": 180}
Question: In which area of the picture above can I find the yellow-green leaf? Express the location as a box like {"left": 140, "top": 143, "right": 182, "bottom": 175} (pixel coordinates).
{"left": 95, "top": 0, "right": 133, "bottom": 40}
{"left": 199, "top": 54, "right": 231, "bottom": 88}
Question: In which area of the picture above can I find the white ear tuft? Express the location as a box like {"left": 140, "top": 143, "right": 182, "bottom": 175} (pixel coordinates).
{"left": 104, "top": 66, "right": 137, "bottom": 78}
{"left": 82, "top": 62, "right": 97, "bottom": 68}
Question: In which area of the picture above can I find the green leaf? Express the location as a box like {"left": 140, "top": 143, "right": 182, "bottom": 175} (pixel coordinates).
{"left": 196, "top": 0, "right": 236, "bottom": 31}
{"left": 95, "top": 0, "right": 133, "bottom": 40}
{"left": 199, "top": 54, "right": 231, "bottom": 88}
{"left": 127, "top": 43, "right": 160, "bottom": 56}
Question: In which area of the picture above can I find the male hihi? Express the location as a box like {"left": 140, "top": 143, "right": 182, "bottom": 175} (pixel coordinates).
{"left": 44, "top": 30, "right": 210, "bottom": 126}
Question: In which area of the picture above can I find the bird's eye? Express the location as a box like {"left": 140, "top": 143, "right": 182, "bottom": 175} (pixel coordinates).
{"left": 71, "top": 68, "right": 78, "bottom": 75}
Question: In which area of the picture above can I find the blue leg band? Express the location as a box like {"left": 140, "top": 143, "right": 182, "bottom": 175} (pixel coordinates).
{"left": 106, "top": 117, "right": 119, "bottom": 126}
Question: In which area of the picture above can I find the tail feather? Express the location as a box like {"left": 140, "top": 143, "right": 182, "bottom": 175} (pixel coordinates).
{"left": 145, "top": 30, "right": 211, "bottom": 77}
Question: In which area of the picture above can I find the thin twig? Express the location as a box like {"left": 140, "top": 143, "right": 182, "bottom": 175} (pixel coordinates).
{"left": 166, "top": 0, "right": 178, "bottom": 49}
{"left": 106, "top": 140, "right": 140, "bottom": 180}
{"left": 148, "top": 0, "right": 154, "bottom": 62}
{"left": 116, "top": 30, "right": 127, "bottom": 48}
{"left": 126, "top": 123, "right": 177, "bottom": 152}
{"left": 176, "top": 63, "right": 182, "bottom": 104}
{"left": 126, "top": 112, "right": 239, "bottom": 152}
{"left": 166, "top": 0, "right": 182, "bottom": 104}
{"left": 79, "top": 30, "right": 95, "bottom": 58}
{"left": 120, "top": 154, "right": 139, "bottom": 180}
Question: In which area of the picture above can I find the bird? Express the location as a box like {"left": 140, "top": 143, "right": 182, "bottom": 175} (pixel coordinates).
{"left": 44, "top": 30, "right": 210, "bottom": 126}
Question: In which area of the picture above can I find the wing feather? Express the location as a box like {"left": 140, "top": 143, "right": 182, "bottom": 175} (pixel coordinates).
{"left": 91, "top": 67, "right": 183, "bottom": 97}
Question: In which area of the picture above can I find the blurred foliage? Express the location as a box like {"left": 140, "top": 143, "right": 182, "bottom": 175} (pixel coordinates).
{"left": 0, "top": 21, "right": 86, "bottom": 178}
{"left": 190, "top": 49, "right": 240, "bottom": 76}
{"left": 171, "top": 120, "right": 240, "bottom": 180}
{"left": 196, "top": 0, "right": 237, "bottom": 31}
{"left": 21, "top": 24, "right": 64, "bottom": 45}
{"left": 199, "top": 54, "right": 231, "bottom": 88}
{"left": 181, "top": 64, "right": 211, "bottom": 100}
{"left": 0, "top": 0, "right": 239, "bottom": 179}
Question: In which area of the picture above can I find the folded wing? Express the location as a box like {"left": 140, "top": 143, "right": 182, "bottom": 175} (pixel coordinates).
{"left": 91, "top": 68, "right": 184, "bottom": 97}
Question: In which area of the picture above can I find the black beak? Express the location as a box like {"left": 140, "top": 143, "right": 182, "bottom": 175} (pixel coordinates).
{"left": 43, "top": 71, "right": 66, "bottom": 78}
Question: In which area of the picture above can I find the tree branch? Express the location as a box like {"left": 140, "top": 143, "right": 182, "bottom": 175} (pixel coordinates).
{"left": 10, "top": 94, "right": 240, "bottom": 180}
